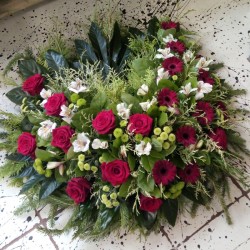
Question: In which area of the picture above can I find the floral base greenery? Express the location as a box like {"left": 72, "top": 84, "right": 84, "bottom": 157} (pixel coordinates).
{"left": 0, "top": 15, "right": 249, "bottom": 240}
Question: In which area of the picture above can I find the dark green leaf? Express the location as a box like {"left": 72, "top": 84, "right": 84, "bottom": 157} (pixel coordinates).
{"left": 6, "top": 87, "right": 28, "bottom": 105}
{"left": 98, "top": 206, "right": 119, "bottom": 230}
{"left": 132, "top": 57, "right": 155, "bottom": 77}
{"left": 21, "top": 116, "right": 33, "bottom": 132}
{"left": 182, "top": 187, "right": 206, "bottom": 205}
{"left": 129, "top": 27, "right": 145, "bottom": 38}
{"left": 35, "top": 149, "right": 57, "bottom": 161}
{"left": 101, "top": 152, "right": 116, "bottom": 162}
{"left": 13, "top": 166, "right": 36, "bottom": 178}
{"left": 152, "top": 138, "right": 163, "bottom": 152}
{"left": 147, "top": 16, "right": 159, "bottom": 37}
{"left": 127, "top": 152, "right": 136, "bottom": 171}
{"left": 45, "top": 50, "right": 69, "bottom": 72}
{"left": 39, "top": 179, "right": 61, "bottom": 199}
{"left": 137, "top": 168, "right": 155, "bottom": 192}
{"left": 162, "top": 199, "right": 178, "bottom": 226}
{"left": 6, "top": 153, "right": 32, "bottom": 162}
{"left": 119, "top": 177, "right": 132, "bottom": 198}
{"left": 19, "top": 173, "right": 45, "bottom": 194}
{"left": 18, "top": 59, "right": 44, "bottom": 79}
{"left": 121, "top": 93, "right": 142, "bottom": 113}
{"left": 136, "top": 211, "right": 157, "bottom": 230}
{"left": 90, "top": 92, "right": 108, "bottom": 110}
{"left": 118, "top": 47, "right": 131, "bottom": 72}
{"left": 75, "top": 39, "right": 98, "bottom": 63}
{"left": 158, "top": 112, "right": 168, "bottom": 127}
{"left": 110, "top": 22, "right": 122, "bottom": 64}
{"left": 157, "top": 79, "right": 179, "bottom": 91}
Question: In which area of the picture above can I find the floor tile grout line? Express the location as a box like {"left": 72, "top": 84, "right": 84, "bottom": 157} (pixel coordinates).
{"left": 159, "top": 226, "right": 173, "bottom": 246}
{"left": 230, "top": 176, "right": 250, "bottom": 201}
{"left": 233, "top": 236, "right": 250, "bottom": 250}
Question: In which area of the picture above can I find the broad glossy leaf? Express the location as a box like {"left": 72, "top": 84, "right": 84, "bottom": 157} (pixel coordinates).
{"left": 136, "top": 211, "right": 157, "bottom": 230}
{"left": 13, "top": 166, "right": 35, "bottom": 178}
{"left": 132, "top": 57, "right": 154, "bottom": 77}
{"left": 6, "top": 87, "right": 28, "bottom": 105}
{"left": 98, "top": 206, "right": 119, "bottom": 230}
{"left": 158, "top": 112, "right": 168, "bottom": 127}
{"left": 147, "top": 16, "right": 159, "bottom": 37}
{"left": 162, "top": 199, "right": 179, "bottom": 227}
{"left": 19, "top": 173, "right": 45, "bottom": 194}
{"left": 45, "top": 50, "right": 69, "bottom": 72}
{"left": 127, "top": 152, "right": 136, "bottom": 171}
{"left": 110, "top": 22, "right": 122, "bottom": 64}
{"left": 35, "top": 149, "right": 57, "bottom": 161}
{"left": 121, "top": 93, "right": 142, "bottom": 113}
{"left": 18, "top": 59, "right": 44, "bottom": 79}
{"left": 119, "top": 177, "right": 132, "bottom": 198}
{"left": 6, "top": 153, "right": 32, "bottom": 162}
{"left": 157, "top": 79, "right": 179, "bottom": 91}
{"left": 21, "top": 116, "right": 33, "bottom": 132}
{"left": 39, "top": 179, "right": 61, "bottom": 199}
{"left": 182, "top": 187, "right": 206, "bottom": 205}
{"left": 90, "top": 92, "right": 108, "bottom": 110}
{"left": 75, "top": 39, "right": 97, "bottom": 63}
{"left": 137, "top": 168, "right": 155, "bottom": 192}
{"left": 152, "top": 138, "right": 163, "bottom": 152}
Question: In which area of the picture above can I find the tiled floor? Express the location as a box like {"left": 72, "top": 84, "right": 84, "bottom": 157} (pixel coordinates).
{"left": 0, "top": 0, "right": 250, "bottom": 249}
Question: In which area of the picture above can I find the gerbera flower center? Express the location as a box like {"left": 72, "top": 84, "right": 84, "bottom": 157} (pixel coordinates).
{"left": 169, "top": 64, "right": 176, "bottom": 69}
{"left": 186, "top": 169, "right": 192, "bottom": 175}
{"left": 182, "top": 133, "right": 189, "bottom": 139}
{"left": 160, "top": 167, "right": 167, "bottom": 174}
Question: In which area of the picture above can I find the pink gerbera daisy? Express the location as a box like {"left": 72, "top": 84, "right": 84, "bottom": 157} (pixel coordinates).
{"left": 157, "top": 87, "right": 178, "bottom": 107}
{"left": 198, "top": 69, "right": 215, "bottom": 85}
{"left": 176, "top": 125, "right": 197, "bottom": 147}
{"left": 167, "top": 41, "right": 186, "bottom": 54}
{"left": 193, "top": 101, "right": 214, "bottom": 126}
{"left": 152, "top": 160, "right": 177, "bottom": 185}
{"left": 178, "top": 163, "right": 200, "bottom": 184}
{"left": 162, "top": 56, "right": 183, "bottom": 75}
{"left": 209, "top": 127, "right": 227, "bottom": 150}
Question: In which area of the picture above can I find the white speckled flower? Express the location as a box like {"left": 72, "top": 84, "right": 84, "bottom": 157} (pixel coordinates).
{"left": 157, "top": 68, "right": 170, "bottom": 84}
{"left": 179, "top": 82, "right": 197, "bottom": 96}
{"left": 72, "top": 133, "right": 90, "bottom": 153}
{"left": 116, "top": 103, "right": 130, "bottom": 120}
{"left": 196, "top": 57, "right": 213, "bottom": 71}
{"left": 195, "top": 81, "right": 213, "bottom": 100}
{"left": 137, "top": 84, "right": 149, "bottom": 96}
{"left": 140, "top": 96, "right": 157, "bottom": 112}
{"left": 135, "top": 141, "right": 152, "bottom": 156}
{"left": 92, "top": 139, "right": 108, "bottom": 150}
{"left": 60, "top": 105, "right": 73, "bottom": 124}
{"left": 68, "top": 78, "right": 88, "bottom": 93}
{"left": 120, "top": 145, "right": 127, "bottom": 158}
{"left": 183, "top": 50, "right": 194, "bottom": 63}
{"left": 155, "top": 47, "right": 174, "bottom": 59}
{"left": 37, "top": 120, "right": 57, "bottom": 139}
{"left": 40, "top": 88, "right": 52, "bottom": 107}
{"left": 162, "top": 34, "right": 177, "bottom": 44}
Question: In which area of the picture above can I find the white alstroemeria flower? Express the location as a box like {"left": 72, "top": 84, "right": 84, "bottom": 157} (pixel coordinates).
{"left": 37, "top": 120, "right": 57, "bottom": 139}
{"left": 120, "top": 145, "right": 127, "bottom": 158}
{"left": 72, "top": 133, "right": 90, "bottom": 153}
{"left": 47, "top": 162, "right": 64, "bottom": 169}
{"left": 168, "top": 106, "right": 180, "bottom": 115}
{"left": 195, "top": 81, "right": 213, "bottom": 100}
{"left": 40, "top": 88, "right": 52, "bottom": 107}
{"left": 116, "top": 103, "right": 130, "bottom": 120}
{"left": 137, "top": 84, "right": 149, "bottom": 96}
{"left": 135, "top": 141, "right": 152, "bottom": 156}
{"left": 60, "top": 105, "right": 73, "bottom": 124}
{"left": 162, "top": 34, "right": 177, "bottom": 44}
{"left": 140, "top": 96, "right": 157, "bottom": 112}
{"left": 68, "top": 78, "right": 88, "bottom": 93}
{"left": 183, "top": 50, "right": 194, "bottom": 63}
{"left": 157, "top": 68, "right": 170, "bottom": 84}
{"left": 92, "top": 139, "right": 108, "bottom": 150}
{"left": 155, "top": 47, "right": 174, "bottom": 59}
{"left": 196, "top": 57, "right": 213, "bottom": 71}
{"left": 179, "top": 82, "right": 197, "bottom": 96}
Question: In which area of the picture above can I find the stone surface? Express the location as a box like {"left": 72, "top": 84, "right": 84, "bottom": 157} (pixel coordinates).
{"left": 0, "top": 0, "right": 250, "bottom": 249}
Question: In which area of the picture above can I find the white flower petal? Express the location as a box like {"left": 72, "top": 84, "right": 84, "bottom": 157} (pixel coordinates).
{"left": 73, "top": 133, "right": 90, "bottom": 152}
{"left": 135, "top": 141, "right": 152, "bottom": 156}
{"left": 137, "top": 84, "right": 149, "bottom": 96}
{"left": 116, "top": 103, "right": 130, "bottom": 120}
{"left": 37, "top": 120, "right": 57, "bottom": 139}
{"left": 47, "top": 162, "right": 63, "bottom": 169}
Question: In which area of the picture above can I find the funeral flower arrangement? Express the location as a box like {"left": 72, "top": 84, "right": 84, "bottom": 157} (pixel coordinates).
{"left": 0, "top": 16, "right": 249, "bottom": 239}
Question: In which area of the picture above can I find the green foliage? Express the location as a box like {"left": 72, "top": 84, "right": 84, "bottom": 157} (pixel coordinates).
{"left": 0, "top": 161, "right": 24, "bottom": 178}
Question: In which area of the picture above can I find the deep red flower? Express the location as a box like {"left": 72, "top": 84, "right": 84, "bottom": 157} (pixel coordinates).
{"left": 157, "top": 88, "right": 178, "bottom": 107}
{"left": 17, "top": 132, "right": 36, "bottom": 159}
{"left": 167, "top": 41, "right": 186, "bottom": 54}
{"left": 139, "top": 195, "right": 163, "bottom": 212}
{"left": 66, "top": 177, "right": 91, "bottom": 204}
{"left": 128, "top": 114, "right": 153, "bottom": 136}
{"left": 152, "top": 160, "right": 177, "bottom": 185}
{"left": 161, "top": 21, "right": 179, "bottom": 30}
{"left": 209, "top": 127, "right": 227, "bottom": 150}
{"left": 22, "top": 74, "right": 44, "bottom": 96}
{"left": 162, "top": 57, "right": 183, "bottom": 75}
{"left": 198, "top": 69, "right": 215, "bottom": 85}
{"left": 176, "top": 125, "right": 197, "bottom": 147}
{"left": 193, "top": 101, "right": 214, "bottom": 126}
{"left": 44, "top": 93, "right": 67, "bottom": 116}
{"left": 178, "top": 163, "right": 200, "bottom": 184}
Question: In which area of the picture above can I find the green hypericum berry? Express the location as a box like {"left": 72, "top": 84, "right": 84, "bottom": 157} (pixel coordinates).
{"left": 83, "top": 163, "right": 90, "bottom": 171}
{"left": 113, "top": 128, "right": 123, "bottom": 138}
{"left": 172, "top": 75, "right": 178, "bottom": 81}
{"left": 168, "top": 133, "right": 176, "bottom": 142}
{"left": 169, "top": 185, "right": 178, "bottom": 194}
{"left": 135, "top": 134, "right": 143, "bottom": 142}
{"left": 91, "top": 166, "right": 98, "bottom": 173}
{"left": 105, "top": 200, "right": 113, "bottom": 208}
{"left": 143, "top": 137, "right": 151, "bottom": 143}
{"left": 159, "top": 106, "right": 168, "bottom": 112}
{"left": 176, "top": 181, "right": 185, "bottom": 191}
{"left": 156, "top": 137, "right": 164, "bottom": 144}
{"left": 120, "top": 120, "right": 128, "bottom": 127}
{"left": 112, "top": 201, "right": 120, "bottom": 207}
{"left": 102, "top": 185, "right": 110, "bottom": 192}
{"left": 164, "top": 192, "right": 171, "bottom": 199}
{"left": 154, "top": 127, "right": 162, "bottom": 135}
{"left": 36, "top": 165, "right": 45, "bottom": 175}
{"left": 110, "top": 193, "right": 117, "bottom": 200}
{"left": 45, "top": 169, "right": 52, "bottom": 178}
{"left": 163, "top": 142, "right": 170, "bottom": 150}
{"left": 68, "top": 103, "right": 74, "bottom": 109}
{"left": 70, "top": 93, "right": 79, "bottom": 103}
{"left": 34, "top": 158, "right": 42, "bottom": 167}
{"left": 163, "top": 126, "right": 172, "bottom": 133}
{"left": 76, "top": 98, "right": 86, "bottom": 107}
{"left": 170, "top": 190, "right": 182, "bottom": 199}
{"left": 101, "top": 194, "right": 108, "bottom": 201}
{"left": 78, "top": 161, "right": 84, "bottom": 171}
{"left": 78, "top": 154, "right": 85, "bottom": 161}
{"left": 99, "top": 157, "right": 105, "bottom": 163}
{"left": 121, "top": 134, "right": 129, "bottom": 142}
{"left": 160, "top": 132, "right": 168, "bottom": 140}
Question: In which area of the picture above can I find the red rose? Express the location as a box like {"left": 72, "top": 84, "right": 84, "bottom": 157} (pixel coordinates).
{"left": 92, "top": 110, "right": 116, "bottom": 134}
{"left": 22, "top": 74, "right": 44, "bottom": 96}
{"left": 66, "top": 177, "right": 91, "bottom": 204}
{"left": 139, "top": 195, "right": 163, "bottom": 213}
{"left": 51, "top": 126, "right": 74, "bottom": 153}
{"left": 101, "top": 160, "right": 130, "bottom": 186}
{"left": 128, "top": 114, "right": 153, "bottom": 136}
{"left": 44, "top": 93, "right": 67, "bottom": 116}
{"left": 17, "top": 132, "right": 36, "bottom": 158}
